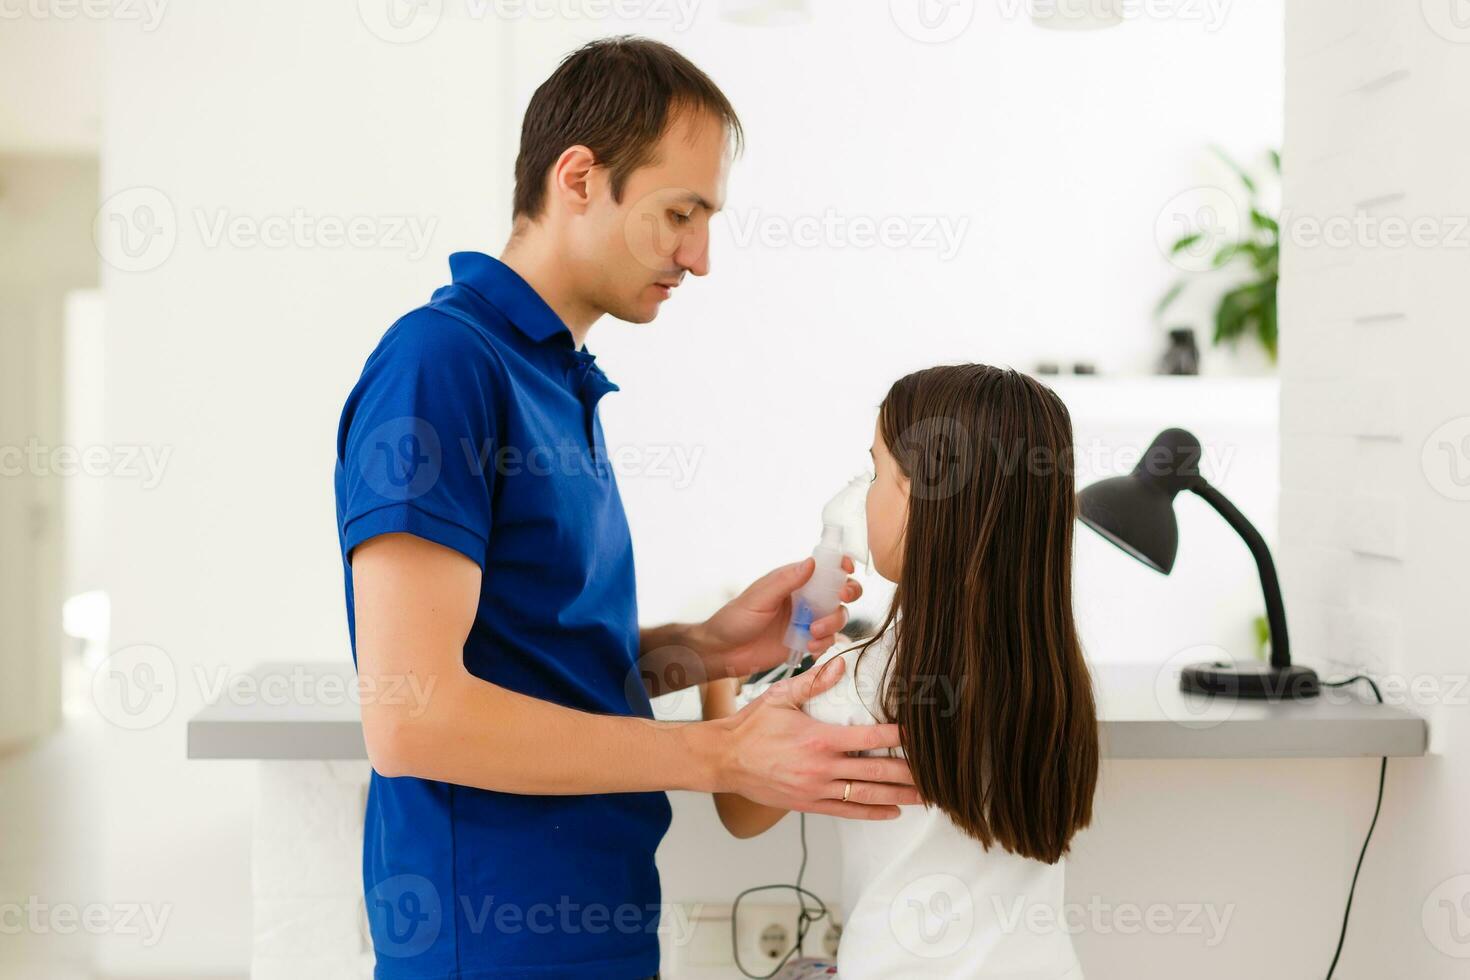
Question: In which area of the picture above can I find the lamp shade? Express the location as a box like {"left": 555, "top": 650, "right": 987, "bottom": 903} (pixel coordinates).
{"left": 1077, "top": 427, "right": 1205, "bottom": 574}
{"left": 1078, "top": 475, "right": 1179, "bottom": 573}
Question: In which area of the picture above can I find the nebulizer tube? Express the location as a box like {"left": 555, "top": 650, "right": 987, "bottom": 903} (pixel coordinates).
{"left": 773, "top": 473, "right": 872, "bottom": 682}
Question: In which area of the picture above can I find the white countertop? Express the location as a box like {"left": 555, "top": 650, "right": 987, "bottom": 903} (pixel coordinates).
{"left": 186, "top": 661, "right": 1427, "bottom": 761}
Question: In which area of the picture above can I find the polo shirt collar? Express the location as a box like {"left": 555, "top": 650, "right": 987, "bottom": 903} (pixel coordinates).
{"left": 449, "top": 251, "right": 573, "bottom": 347}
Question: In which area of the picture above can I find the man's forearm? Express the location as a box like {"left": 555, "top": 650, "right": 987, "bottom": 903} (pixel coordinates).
{"left": 637, "top": 621, "right": 731, "bottom": 694}
{"left": 351, "top": 536, "right": 908, "bottom": 815}
{"left": 367, "top": 665, "right": 728, "bottom": 795}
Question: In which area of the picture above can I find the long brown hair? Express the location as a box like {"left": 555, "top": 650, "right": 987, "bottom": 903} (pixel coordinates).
{"left": 860, "top": 364, "right": 1098, "bottom": 864}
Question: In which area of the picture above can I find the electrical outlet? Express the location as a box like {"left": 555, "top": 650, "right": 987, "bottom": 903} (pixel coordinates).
{"left": 660, "top": 902, "right": 842, "bottom": 977}
{"left": 758, "top": 922, "right": 790, "bottom": 959}
{"left": 733, "top": 903, "right": 802, "bottom": 968}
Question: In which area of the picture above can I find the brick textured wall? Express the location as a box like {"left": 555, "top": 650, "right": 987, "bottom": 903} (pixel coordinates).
{"left": 1281, "top": 1, "right": 1470, "bottom": 974}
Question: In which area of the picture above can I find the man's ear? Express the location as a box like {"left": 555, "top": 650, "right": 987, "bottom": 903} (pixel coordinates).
{"left": 549, "top": 145, "right": 598, "bottom": 216}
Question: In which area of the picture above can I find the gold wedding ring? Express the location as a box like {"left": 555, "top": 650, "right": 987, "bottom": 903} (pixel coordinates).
{"left": 842, "top": 781, "right": 852, "bottom": 803}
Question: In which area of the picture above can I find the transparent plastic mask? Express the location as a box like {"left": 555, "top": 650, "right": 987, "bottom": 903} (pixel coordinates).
{"left": 821, "top": 471, "right": 872, "bottom": 570}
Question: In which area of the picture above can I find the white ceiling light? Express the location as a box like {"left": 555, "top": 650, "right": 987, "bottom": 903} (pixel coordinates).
{"left": 1032, "top": 0, "right": 1123, "bottom": 30}
{"left": 718, "top": 0, "right": 811, "bottom": 26}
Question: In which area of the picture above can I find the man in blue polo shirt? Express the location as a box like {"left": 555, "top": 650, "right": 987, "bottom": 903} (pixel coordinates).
{"left": 335, "top": 38, "right": 918, "bottom": 978}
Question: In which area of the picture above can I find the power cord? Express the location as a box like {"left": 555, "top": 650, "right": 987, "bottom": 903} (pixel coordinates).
{"left": 1321, "top": 674, "right": 1386, "bottom": 980}
{"left": 731, "top": 813, "right": 828, "bottom": 979}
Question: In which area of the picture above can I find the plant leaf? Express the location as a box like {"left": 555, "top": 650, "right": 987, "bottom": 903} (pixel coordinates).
{"left": 1156, "top": 280, "right": 1186, "bottom": 320}
{"left": 1170, "top": 232, "right": 1204, "bottom": 256}
{"left": 1213, "top": 283, "right": 1258, "bottom": 344}
{"left": 1210, "top": 144, "right": 1258, "bottom": 195}
{"left": 1260, "top": 277, "right": 1279, "bottom": 361}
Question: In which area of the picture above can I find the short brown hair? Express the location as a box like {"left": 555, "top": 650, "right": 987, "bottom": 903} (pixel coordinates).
{"left": 512, "top": 36, "right": 743, "bottom": 221}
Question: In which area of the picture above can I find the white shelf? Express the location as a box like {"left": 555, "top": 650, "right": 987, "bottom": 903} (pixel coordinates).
{"left": 1040, "top": 375, "right": 1280, "bottom": 428}
{"left": 189, "top": 661, "right": 1425, "bottom": 761}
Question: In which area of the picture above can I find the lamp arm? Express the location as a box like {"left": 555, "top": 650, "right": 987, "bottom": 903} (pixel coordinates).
{"left": 1190, "top": 482, "right": 1292, "bottom": 669}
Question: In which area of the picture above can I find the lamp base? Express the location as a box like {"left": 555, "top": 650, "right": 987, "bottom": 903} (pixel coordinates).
{"left": 1180, "top": 661, "right": 1320, "bottom": 700}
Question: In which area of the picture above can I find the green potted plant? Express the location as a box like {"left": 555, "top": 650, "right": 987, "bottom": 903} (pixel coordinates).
{"left": 1157, "top": 147, "right": 1282, "bottom": 363}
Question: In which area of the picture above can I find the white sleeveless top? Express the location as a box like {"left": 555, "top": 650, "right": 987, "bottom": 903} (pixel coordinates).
{"left": 803, "top": 634, "right": 1085, "bottom": 979}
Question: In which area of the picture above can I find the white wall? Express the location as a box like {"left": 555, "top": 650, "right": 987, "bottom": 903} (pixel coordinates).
{"left": 91, "top": 3, "right": 1314, "bottom": 976}
{"left": 0, "top": 13, "right": 101, "bottom": 153}
{"left": 570, "top": 1, "right": 1286, "bottom": 630}
{"left": 97, "top": 6, "right": 514, "bottom": 972}
{"left": 1278, "top": 0, "right": 1470, "bottom": 975}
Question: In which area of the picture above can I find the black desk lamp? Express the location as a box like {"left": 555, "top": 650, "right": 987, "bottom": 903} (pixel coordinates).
{"left": 1077, "top": 428, "right": 1319, "bottom": 700}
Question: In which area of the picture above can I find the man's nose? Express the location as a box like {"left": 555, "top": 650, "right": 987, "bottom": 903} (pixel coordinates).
{"left": 676, "top": 228, "right": 710, "bottom": 278}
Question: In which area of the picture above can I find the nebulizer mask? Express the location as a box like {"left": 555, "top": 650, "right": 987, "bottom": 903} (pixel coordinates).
{"left": 770, "top": 472, "right": 872, "bottom": 682}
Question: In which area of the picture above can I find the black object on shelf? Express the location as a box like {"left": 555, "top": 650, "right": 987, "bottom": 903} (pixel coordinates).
{"left": 1077, "top": 428, "right": 1319, "bottom": 700}
{"left": 1159, "top": 327, "right": 1200, "bottom": 375}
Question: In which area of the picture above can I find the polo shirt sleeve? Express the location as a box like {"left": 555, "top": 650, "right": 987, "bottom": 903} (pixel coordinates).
{"left": 337, "top": 310, "right": 500, "bottom": 568}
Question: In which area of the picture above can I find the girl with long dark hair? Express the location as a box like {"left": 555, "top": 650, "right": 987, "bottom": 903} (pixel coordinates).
{"left": 704, "top": 364, "right": 1100, "bottom": 978}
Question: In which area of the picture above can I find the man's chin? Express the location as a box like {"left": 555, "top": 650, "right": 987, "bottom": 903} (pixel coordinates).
{"left": 611, "top": 303, "right": 661, "bottom": 325}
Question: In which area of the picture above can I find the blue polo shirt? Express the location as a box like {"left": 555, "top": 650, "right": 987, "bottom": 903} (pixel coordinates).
{"left": 334, "top": 252, "right": 670, "bottom": 979}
